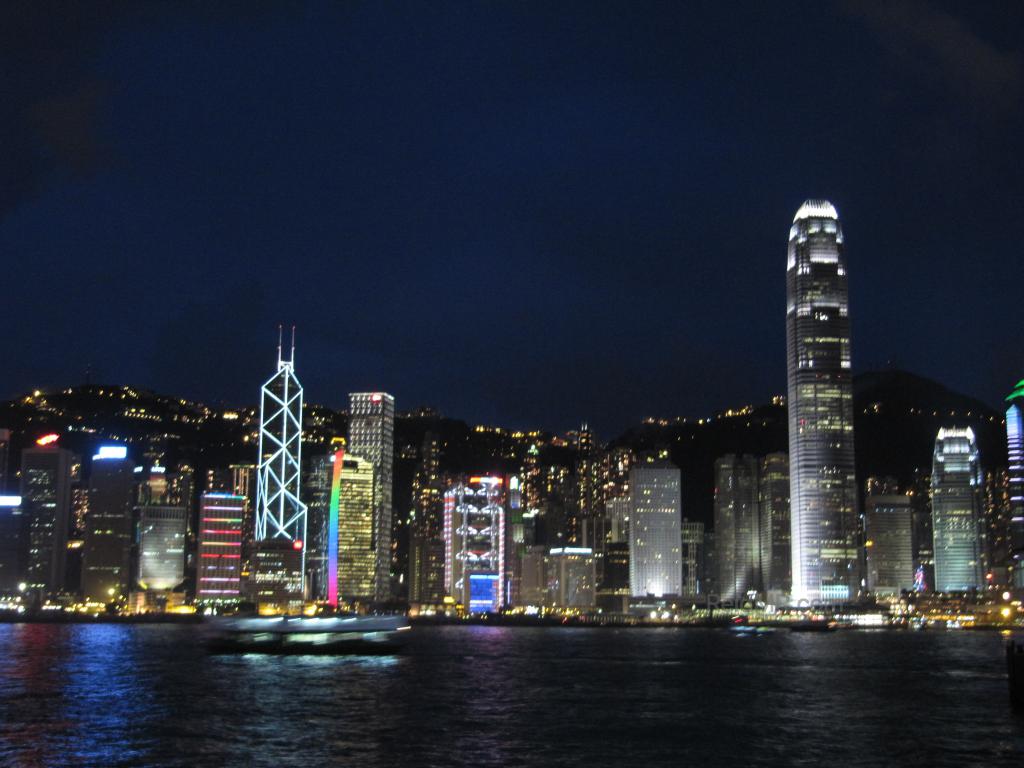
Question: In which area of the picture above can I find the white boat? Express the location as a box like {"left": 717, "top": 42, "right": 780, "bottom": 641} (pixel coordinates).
{"left": 205, "top": 614, "right": 410, "bottom": 654}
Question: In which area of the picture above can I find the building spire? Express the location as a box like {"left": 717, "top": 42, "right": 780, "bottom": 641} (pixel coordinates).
{"left": 277, "top": 324, "right": 283, "bottom": 366}
{"left": 290, "top": 325, "right": 296, "bottom": 365}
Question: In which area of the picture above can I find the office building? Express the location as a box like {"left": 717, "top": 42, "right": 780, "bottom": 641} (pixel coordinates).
{"left": 1007, "top": 380, "right": 1024, "bottom": 587}
{"left": 931, "top": 427, "right": 984, "bottom": 592}
{"left": 303, "top": 452, "right": 334, "bottom": 601}
{"left": 252, "top": 538, "right": 304, "bottom": 615}
{"left": 196, "top": 492, "right": 245, "bottom": 606}
{"left": 0, "top": 429, "right": 10, "bottom": 492}
{"left": 518, "top": 546, "right": 547, "bottom": 607}
{"left": 680, "top": 520, "right": 704, "bottom": 596}
{"left": 606, "top": 497, "right": 629, "bottom": 544}
{"left": 546, "top": 547, "right": 596, "bottom": 609}
{"left": 347, "top": 392, "right": 395, "bottom": 602}
{"left": 255, "top": 330, "right": 308, "bottom": 588}
{"left": 864, "top": 492, "right": 915, "bottom": 597}
{"left": 409, "top": 433, "right": 446, "bottom": 605}
{"left": 759, "top": 452, "right": 790, "bottom": 601}
{"left": 785, "top": 199, "right": 858, "bottom": 603}
{"left": 444, "top": 476, "right": 505, "bottom": 613}
{"left": 136, "top": 505, "right": 187, "bottom": 591}
{"left": 82, "top": 449, "right": 135, "bottom": 602}
{"left": 714, "top": 454, "right": 760, "bottom": 601}
{"left": 628, "top": 461, "right": 681, "bottom": 598}
{"left": 336, "top": 452, "right": 376, "bottom": 602}
{"left": 0, "top": 495, "right": 26, "bottom": 594}
{"left": 20, "top": 444, "right": 73, "bottom": 594}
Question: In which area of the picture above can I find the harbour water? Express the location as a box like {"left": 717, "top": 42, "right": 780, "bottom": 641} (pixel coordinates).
{"left": 1, "top": 623, "right": 1022, "bottom": 767}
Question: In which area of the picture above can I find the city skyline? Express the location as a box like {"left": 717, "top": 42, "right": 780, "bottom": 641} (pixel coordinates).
{"left": 2, "top": 4, "right": 1022, "bottom": 434}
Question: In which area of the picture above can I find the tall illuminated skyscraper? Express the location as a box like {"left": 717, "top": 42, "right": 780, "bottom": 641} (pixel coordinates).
{"left": 1006, "top": 380, "right": 1024, "bottom": 588}
{"left": 335, "top": 453, "right": 376, "bottom": 602}
{"left": 20, "top": 444, "right": 73, "bottom": 594}
{"left": 444, "top": 476, "right": 505, "bottom": 613}
{"left": 255, "top": 329, "right": 308, "bottom": 592}
{"left": 347, "top": 392, "right": 394, "bottom": 602}
{"left": 628, "top": 461, "right": 681, "bottom": 598}
{"left": 714, "top": 454, "right": 760, "bottom": 601}
{"left": 82, "top": 447, "right": 134, "bottom": 602}
{"left": 785, "top": 199, "right": 858, "bottom": 604}
{"left": 931, "top": 427, "right": 983, "bottom": 592}
{"left": 759, "top": 452, "right": 791, "bottom": 601}
{"left": 196, "top": 492, "right": 245, "bottom": 606}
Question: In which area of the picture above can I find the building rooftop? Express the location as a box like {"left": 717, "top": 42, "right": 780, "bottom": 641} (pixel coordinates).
{"left": 793, "top": 199, "right": 839, "bottom": 222}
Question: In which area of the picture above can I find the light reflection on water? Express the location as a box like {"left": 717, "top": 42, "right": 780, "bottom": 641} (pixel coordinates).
{"left": 0, "top": 623, "right": 1022, "bottom": 767}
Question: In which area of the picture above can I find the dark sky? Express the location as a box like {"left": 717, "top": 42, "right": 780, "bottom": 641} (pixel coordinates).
{"left": 3, "top": 1, "right": 1022, "bottom": 436}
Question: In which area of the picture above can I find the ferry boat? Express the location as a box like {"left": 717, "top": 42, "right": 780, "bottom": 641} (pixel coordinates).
{"left": 205, "top": 614, "right": 410, "bottom": 654}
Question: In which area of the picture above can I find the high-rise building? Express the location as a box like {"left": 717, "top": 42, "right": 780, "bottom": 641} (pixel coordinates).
{"left": 20, "top": 444, "right": 73, "bottom": 595}
{"left": 196, "top": 492, "right": 245, "bottom": 606}
{"left": 680, "top": 520, "right": 704, "bottom": 596}
{"left": 303, "top": 452, "right": 334, "bottom": 601}
{"left": 518, "top": 546, "right": 547, "bottom": 606}
{"left": 759, "top": 452, "right": 791, "bottom": 601}
{"left": 444, "top": 476, "right": 505, "bottom": 613}
{"left": 336, "top": 453, "right": 376, "bottom": 602}
{"left": 931, "top": 427, "right": 984, "bottom": 592}
{"left": 628, "top": 461, "right": 681, "bottom": 598}
{"left": 252, "top": 538, "right": 304, "bottom": 615}
{"left": 545, "top": 547, "right": 596, "bottom": 609}
{"left": 714, "top": 454, "right": 760, "bottom": 601}
{"left": 409, "top": 433, "right": 446, "bottom": 605}
{"left": 606, "top": 497, "right": 629, "bottom": 544}
{"left": 347, "top": 392, "right": 395, "bottom": 602}
{"left": 1006, "top": 380, "right": 1024, "bottom": 588}
{"left": 82, "top": 449, "right": 135, "bottom": 602}
{"left": 0, "top": 495, "right": 27, "bottom": 594}
{"left": 255, "top": 330, "right": 308, "bottom": 590}
{"left": 785, "top": 199, "right": 858, "bottom": 604}
{"left": 136, "top": 505, "right": 187, "bottom": 591}
{"left": 573, "top": 424, "right": 602, "bottom": 550}
{"left": 864, "top": 492, "right": 915, "bottom": 597}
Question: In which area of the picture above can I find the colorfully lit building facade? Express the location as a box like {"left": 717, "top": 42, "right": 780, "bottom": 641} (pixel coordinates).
{"left": 864, "top": 493, "right": 915, "bottom": 597}
{"left": 347, "top": 392, "right": 395, "bottom": 602}
{"left": 335, "top": 452, "right": 376, "bottom": 603}
{"left": 196, "top": 492, "right": 245, "bottom": 606}
{"left": 303, "top": 452, "right": 334, "bottom": 602}
{"left": 20, "top": 443, "right": 73, "bottom": 594}
{"left": 714, "top": 454, "right": 760, "bottom": 601}
{"left": 1007, "top": 380, "right": 1024, "bottom": 588}
{"left": 759, "top": 452, "right": 791, "bottom": 601}
{"left": 628, "top": 461, "right": 681, "bottom": 598}
{"left": 444, "top": 477, "right": 505, "bottom": 613}
{"left": 931, "top": 427, "right": 984, "bottom": 592}
{"left": 255, "top": 331, "right": 308, "bottom": 588}
{"left": 785, "top": 199, "right": 858, "bottom": 604}
{"left": 82, "top": 448, "right": 135, "bottom": 602}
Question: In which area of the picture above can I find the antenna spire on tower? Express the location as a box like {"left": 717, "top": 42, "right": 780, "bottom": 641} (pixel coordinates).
{"left": 290, "top": 325, "right": 296, "bottom": 364}
{"left": 277, "top": 324, "right": 283, "bottom": 366}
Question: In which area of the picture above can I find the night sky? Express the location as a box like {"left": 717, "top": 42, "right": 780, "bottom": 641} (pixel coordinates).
{"left": 3, "top": 2, "right": 1022, "bottom": 435}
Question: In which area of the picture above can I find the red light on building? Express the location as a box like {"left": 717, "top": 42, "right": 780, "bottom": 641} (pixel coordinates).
{"left": 292, "top": 539, "right": 303, "bottom": 551}
{"left": 36, "top": 433, "right": 59, "bottom": 446}
{"left": 370, "top": 393, "right": 382, "bottom": 403}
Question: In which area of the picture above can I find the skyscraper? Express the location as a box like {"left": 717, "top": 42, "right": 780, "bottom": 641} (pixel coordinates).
{"left": 136, "top": 505, "right": 187, "bottom": 591}
{"left": 864, "top": 492, "right": 915, "bottom": 597}
{"left": 82, "top": 449, "right": 135, "bottom": 602}
{"left": 0, "top": 429, "right": 10, "bottom": 492}
{"left": 628, "top": 461, "right": 681, "bottom": 598}
{"left": 1006, "top": 380, "right": 1024, "bottom": 588}
{"left": 785, "top": 199, "right": 858, "bottom": 604}
{"left": 303, "top": 452, "right": 334, "bottom": 601}
{"left": 335, "top": 453, "right": 376, "bottom": 602}
{"left": 0, "top": 495, "right": 27, "bottom": 594}
{"left": 255, "top": 329, "right": 308, "bottom": 592}
{"left": 714, "top": 454, "right": 760, "bottom": 601}
{"left": 20, "top": 444, "right": 73, "bottom": 595}
{"left": 444, "top": 476, "right": 505, "bottom": 613}
{"left": 196, "top": 492, "right": 245, "bottom": 606}
{"left": 347, "top": 392, "right": 395, "bottom": 602}
{"left": 409, "top": 433, "right": 446, "bottom": 605}
{"left": 931, "top": 427, "right": 983, "bottom": 592}
{"left": 759, "top": 452, "right": 791, "bottom": 601}
{"left": 680, "top": 520, "right": 705, "bottom": 597}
